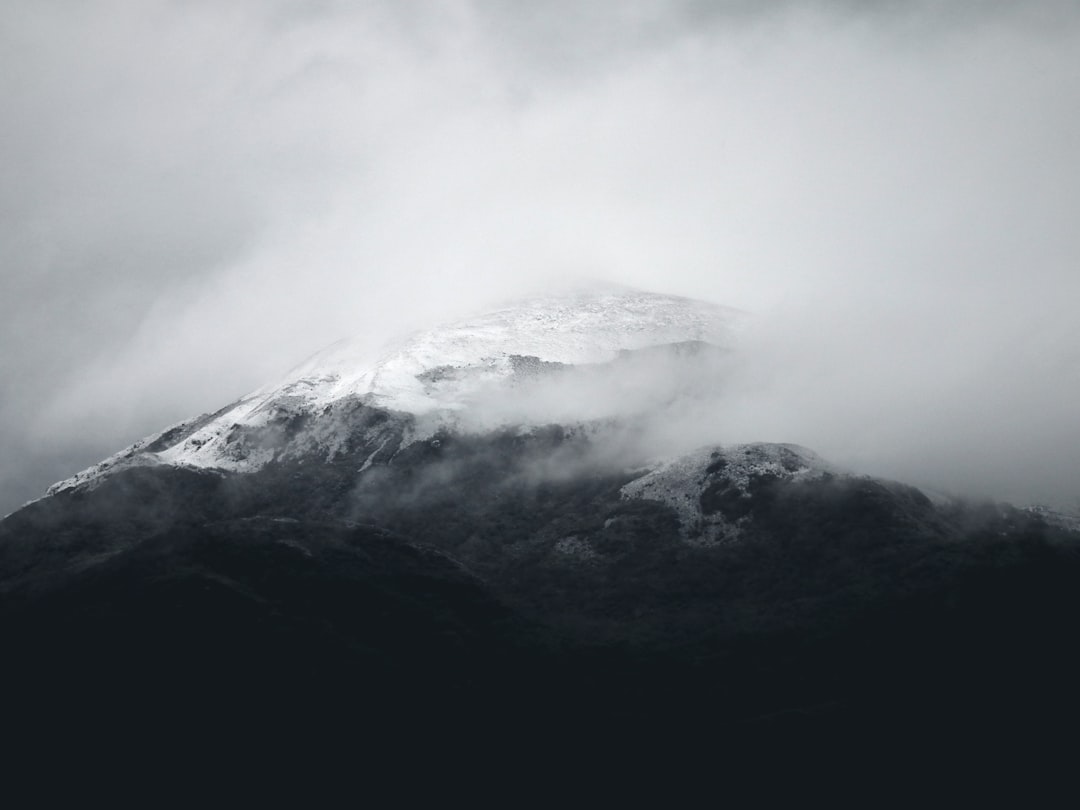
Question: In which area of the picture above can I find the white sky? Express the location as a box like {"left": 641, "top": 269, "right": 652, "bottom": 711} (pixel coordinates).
{"left": 2, "top": 0, "right": 1079, "bottom": 513}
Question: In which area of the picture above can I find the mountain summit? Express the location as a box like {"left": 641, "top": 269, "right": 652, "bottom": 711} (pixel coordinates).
{"left": 50, "top": 287, "right": 745, "bottom": 493}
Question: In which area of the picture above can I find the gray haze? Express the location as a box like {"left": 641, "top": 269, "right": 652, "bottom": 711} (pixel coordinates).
{"left": 2, "top": 0, "right": 1079, "bottom": 514}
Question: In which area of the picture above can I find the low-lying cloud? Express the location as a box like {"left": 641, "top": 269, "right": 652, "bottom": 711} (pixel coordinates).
{"left": 408, "top": 310, "right": 1080, "bottom": 511}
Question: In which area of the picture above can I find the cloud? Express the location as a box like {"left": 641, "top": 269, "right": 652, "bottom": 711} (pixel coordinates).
{"left": 2, "top": 0, "right": 1079, "bottom": 513}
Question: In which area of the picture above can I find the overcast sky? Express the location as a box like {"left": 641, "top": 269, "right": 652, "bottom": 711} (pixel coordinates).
{"left": 3, "top": 0, "right": 1079, "bottom": 515}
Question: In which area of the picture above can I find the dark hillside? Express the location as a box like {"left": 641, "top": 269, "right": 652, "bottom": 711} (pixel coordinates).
{"left": 3, "top": 418, "right": 1080, "bottom": 765}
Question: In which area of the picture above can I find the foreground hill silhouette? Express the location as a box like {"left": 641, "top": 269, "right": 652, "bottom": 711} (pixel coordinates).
{"left": 5, "top": 423, "right": 1080, "bottom": 762}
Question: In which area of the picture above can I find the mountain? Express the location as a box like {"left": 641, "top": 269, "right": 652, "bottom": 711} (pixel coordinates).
{"left": 45, "top": 287, "right": 745, "bottom": 491}
{"left": 3, "top": 286, "right": 1080, "bottom": 774}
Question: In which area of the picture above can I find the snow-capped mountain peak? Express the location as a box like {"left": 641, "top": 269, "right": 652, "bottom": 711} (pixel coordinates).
{"left": 268, "top": 287, "right": 744, "bottom": 411}
{"left": 48, "top": 287, "right": 746, "bottom": 494}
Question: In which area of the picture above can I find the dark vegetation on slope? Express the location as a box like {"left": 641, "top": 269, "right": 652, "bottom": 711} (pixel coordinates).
{"left": 3, "top": 412, "right": 1080, "bottom": 760}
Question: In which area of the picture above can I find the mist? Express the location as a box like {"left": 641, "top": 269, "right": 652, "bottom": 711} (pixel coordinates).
{"left": 715, "top": 301, "right": 1080, "bottom": 509}
{"left": 2, "top": 1, "right": 1079, "bottom": 514}
{"left": 396, "top": 306, "right": 1079, "bottom": 512}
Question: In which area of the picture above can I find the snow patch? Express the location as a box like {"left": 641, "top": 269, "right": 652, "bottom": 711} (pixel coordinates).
{"left": 1021, "top": 504, "right": 1080, "bottom": 533}
{"left": 621, "top": 443, "right": 837, "bottom": 545}
{"left": 553, "top": 536, "right": 600, "bottom": 562}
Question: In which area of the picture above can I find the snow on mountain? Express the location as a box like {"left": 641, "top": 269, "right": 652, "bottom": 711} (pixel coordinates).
{"left": 621, "top": 443, "right": 838, "bottom": 546}
{"left": 1021, "top": 504, "right": 1080, "bottom": 534}
{"left": 47, "top": 287, "right": 747, "bottom": 495}
{"left": 276, "top": 286, "right": 744, "bottom": 412}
